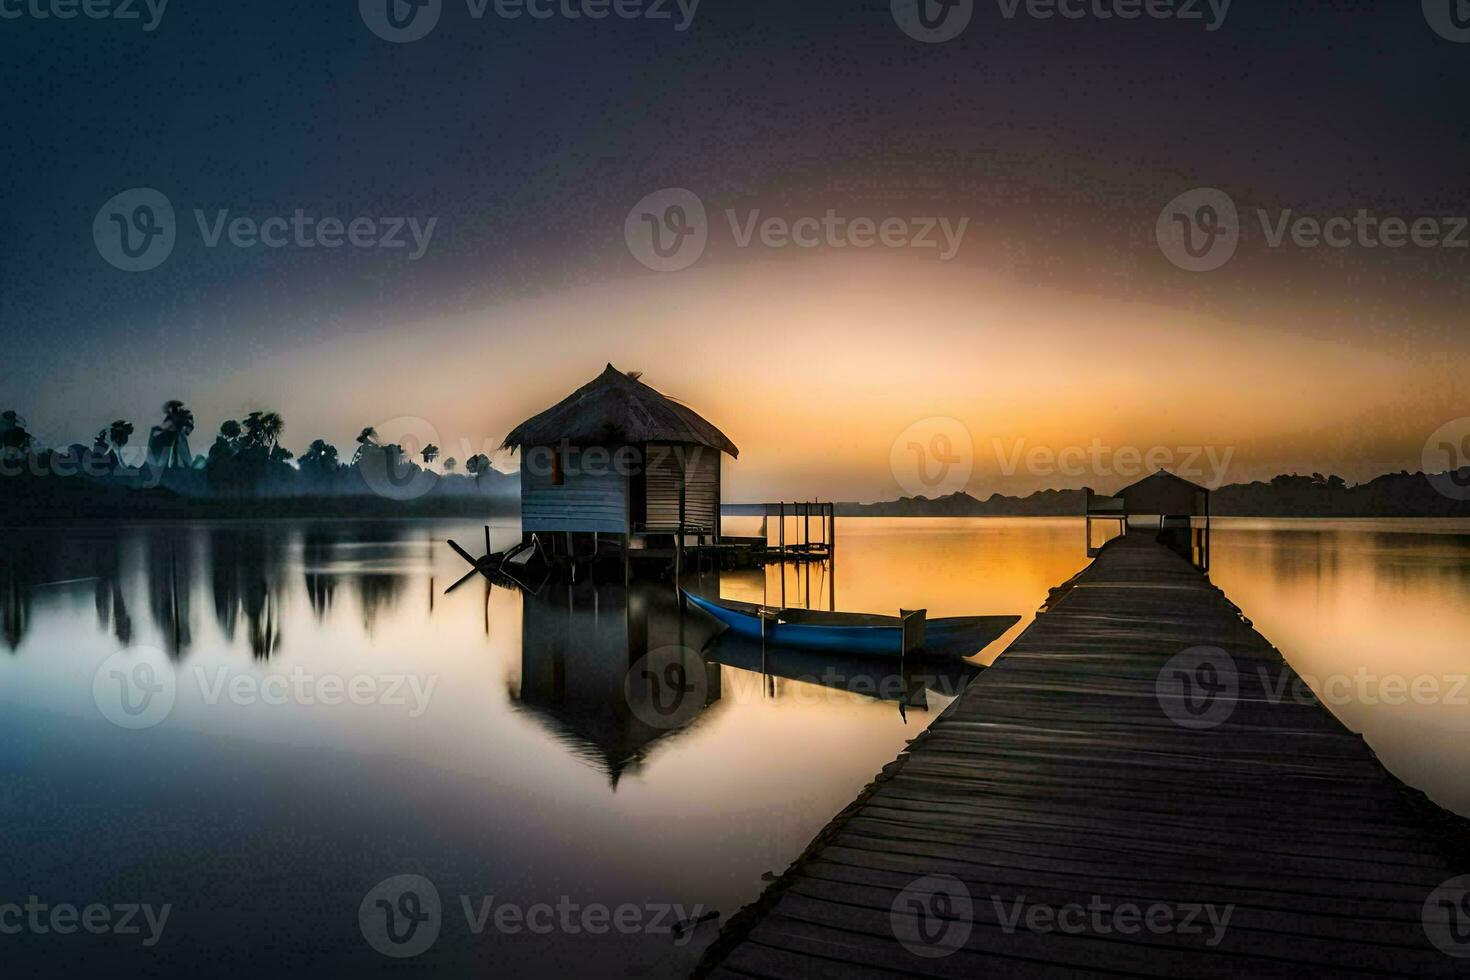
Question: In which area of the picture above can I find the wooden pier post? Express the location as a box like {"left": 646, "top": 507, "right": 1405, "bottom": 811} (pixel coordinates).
{"left": 829, "top": 502, "right": 836, "bottom": 611}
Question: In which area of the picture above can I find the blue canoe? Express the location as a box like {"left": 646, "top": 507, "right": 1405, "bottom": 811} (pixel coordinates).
{"left": 682, "top": 589, "right": 1018, "bottom": 659}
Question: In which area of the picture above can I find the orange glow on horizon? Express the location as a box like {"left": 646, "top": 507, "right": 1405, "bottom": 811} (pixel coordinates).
{"left": 224, "top": 253, "right": 1466, "bottom": 502}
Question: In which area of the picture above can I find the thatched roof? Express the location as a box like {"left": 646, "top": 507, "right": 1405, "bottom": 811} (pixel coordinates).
{"left": 501, "top": 364, "right": 739, "bottom": 457}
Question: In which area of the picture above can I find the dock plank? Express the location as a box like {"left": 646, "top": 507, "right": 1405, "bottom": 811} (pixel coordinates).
{"left": 698, "top": 534, "right": 1470, "bottom": 977}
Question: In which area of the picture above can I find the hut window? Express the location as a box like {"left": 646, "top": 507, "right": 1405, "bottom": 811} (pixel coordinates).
{"left": 552, "top": 447, "right": 564, "bottom": 486}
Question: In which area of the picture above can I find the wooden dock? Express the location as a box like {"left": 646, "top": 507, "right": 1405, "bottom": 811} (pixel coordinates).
{"left": 699, "top": 533, "right": 1470, "bottom": 977}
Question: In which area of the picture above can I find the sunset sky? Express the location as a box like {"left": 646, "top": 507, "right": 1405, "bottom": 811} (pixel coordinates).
{"left": 4, "top": 2, "right": 1466, "bottom": 501}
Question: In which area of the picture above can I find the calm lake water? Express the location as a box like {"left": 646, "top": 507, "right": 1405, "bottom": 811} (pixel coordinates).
{"left": 1, "top": 516, "right": 1467, "bottom": 976}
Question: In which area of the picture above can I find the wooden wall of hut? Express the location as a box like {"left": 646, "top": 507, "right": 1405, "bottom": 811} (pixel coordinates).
{"left": 640, "top": 443, "right": 720, "bottom": 534}
{"left": 520, "top": 446, "right": 630, "bottom": 533}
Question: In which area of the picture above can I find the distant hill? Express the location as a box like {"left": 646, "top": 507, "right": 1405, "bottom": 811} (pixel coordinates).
{"left": 721, "top": 489, "right": 1079, "bottom": 518}
{"left": 1211, "top": 471, "right": 1470, "bottom": 517}
{"left": 726, "top": 470, "right": 1470, "bottom": 518}
{"left": 837, "top": 488, "right": 1086, "bottom": 517}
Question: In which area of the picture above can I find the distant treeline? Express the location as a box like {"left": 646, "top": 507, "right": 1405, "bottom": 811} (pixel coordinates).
{"left": 0, "top": 404, "right": 516, "bottom": 521}
{"left": 726, "top": 471, "right": 1470, "bottom": 518}
{"left": 9, "top": 403, "right": 1470, "bottom": 522}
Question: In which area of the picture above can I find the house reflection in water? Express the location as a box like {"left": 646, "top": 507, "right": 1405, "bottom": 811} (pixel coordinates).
{"left": 510, "top": 572, "right": 993, "bottom": 787}
{"left": 511, "top": 579, "right": 725, "bottom": 788}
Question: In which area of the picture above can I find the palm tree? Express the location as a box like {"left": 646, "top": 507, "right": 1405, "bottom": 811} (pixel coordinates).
{"left": 300, "top": 439, "right": 339, "bottom": 468}
{"left": 261, "top": 412, "right": 284, "bottom": 450}
{"left": 466, "top": 453, "right": 490, "bottom": 481}
{"left": 242, "top": 412, "right": 263, "bottom": 446}
{"left": 353, "top": 426, "right": 378, "bottom": 463}
{"left": 0, "top": 410, "right": 35, "bottom": 458}
{"left": 381, "top": 443, "right": 408, "bottom": 473}
{"left": 94, "top": 419, "right": 136, "bottom": 468}
{"left": 108, "top": 420, "right": 134, "bottom": 457}
{"left": 204, "top": 420, "right": 246, "bottom": 495}
{"left": 165, "top": 401, "right": 194, "bottom": 433}
{"left": 421, "top": 443, "right": 440, "bottom": 467}
{"left": 243, "top": 411, "right": 285, "bottom": 451}
{"left": 298, "top": 439, "right": 340, "bottom": 487}
{"left": 148, "top": 400, "right": 195, "bottom": 469}
{"left": 442, "top": 457, "right": 457, "bottom": 473}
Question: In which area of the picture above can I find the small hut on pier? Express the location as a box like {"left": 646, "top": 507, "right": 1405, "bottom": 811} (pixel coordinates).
{"left": 1085, "top": 469, "right": 1211, "bottom": 568}
{"left": 501, "top": 364, "right": 739, "bottom": 568}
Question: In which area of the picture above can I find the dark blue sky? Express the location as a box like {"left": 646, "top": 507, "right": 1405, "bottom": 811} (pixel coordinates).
{"left": 2, "top": 0, "right": 1467, "bottom": 491}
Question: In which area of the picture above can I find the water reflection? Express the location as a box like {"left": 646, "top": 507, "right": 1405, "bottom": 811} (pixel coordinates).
{"left": 3, "top": 528, "right": 132, "bottom": 651}
{"left": 301, "top": 525, "right": 340, "bottom": 619}
{"left": 3, "top": 516, "right": 1467, "bottom": 819}
{"left": 4, "top": 516, "right": 1469, "bottom": 978}
{"left": 5, "top": 518, "right": 994, "bottom": 978}
{"left": 0, "top": 556, "right": 28, "bottom": 651}
{"left": 145, "top": 530, "right": 193, "bottom": 657}
{"left": 1208, "top": 518, "right": 1470, "bottom": 816}
{"left": 92, "top": 535, "right": 132, "bottom": 645}
{"left": 0, "top": 521, "right": 425, "bottom": 657}
{"left": 512, "top": 580, "right": 724, "bottom": 788}
{"left": 510, "top": 571, "right": 993, "bottom": 788}
{"left": 207, "top": 527, "right": 290, "bottom": 658}
{"left": 356, "top": 572, "right": 407, "bottom": 635}
{"left": 705, "top": 635, "right": 983, "bottom": 721}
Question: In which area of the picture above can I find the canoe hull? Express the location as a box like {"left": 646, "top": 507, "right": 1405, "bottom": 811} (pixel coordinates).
{"left": 684, "top": 590, "right": 952, "bottom": 658}
{"left": 682, "top": 590, "right": 1020, "bottom": 659}
{"left": 768, "top": 621, "right": 903, "bottom": 657}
